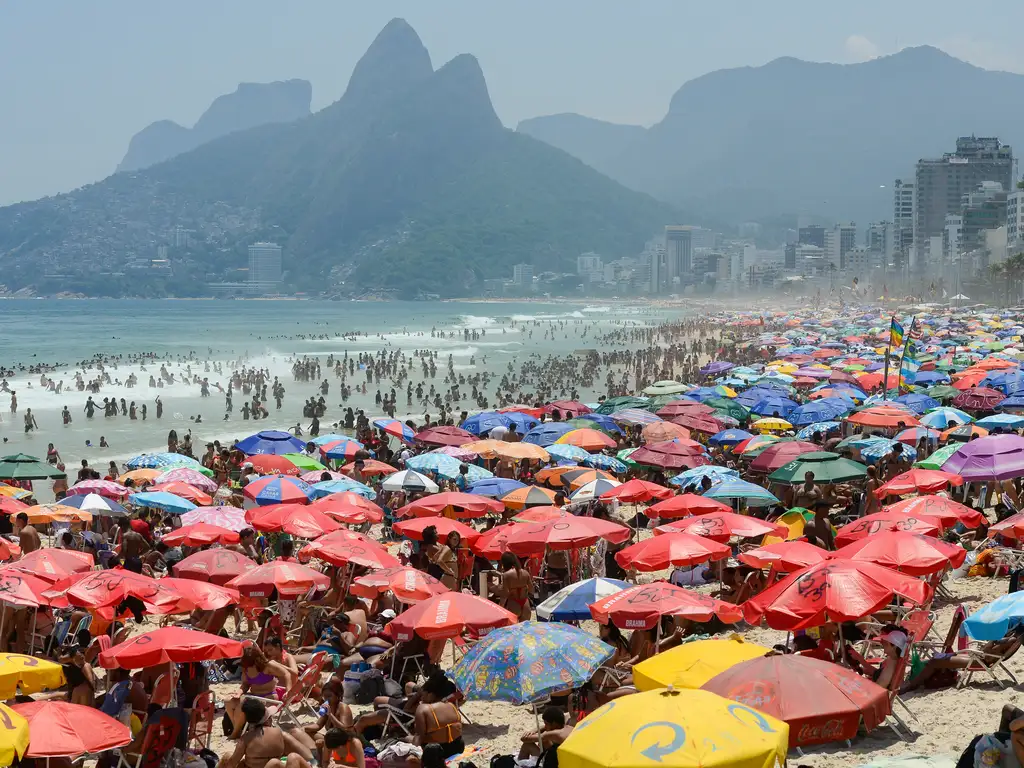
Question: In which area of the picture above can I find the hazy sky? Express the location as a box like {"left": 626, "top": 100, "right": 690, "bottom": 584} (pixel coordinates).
{"left": 3, "top": 0, "right": 1023, "bottom": 205}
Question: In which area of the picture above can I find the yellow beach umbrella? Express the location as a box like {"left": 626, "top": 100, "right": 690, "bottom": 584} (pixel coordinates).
{"left": 0, "top": 702, "right": 29, "bottom": 766}
{"left": 118, "top": 468, "right": 162, "bottom": 484}
{"left": 0, "top": 654, "right": 64, "bottom": 698}
{"left": 0, "top": 485, "right": 32, "bottom": 501}
{"left": 559, "top": 688, "right": 788, "bottom": 768}
{"left": 633, "top": 636, "right": 770, "bottom": 691}
{"left": 751, "top": 417, "right": 792, "bottom": 433}
{"left": 462, "top": 440, "right": 549, "bottom": 463}
{"left": 20, "top": 504, "right": 91, "bottom": 525}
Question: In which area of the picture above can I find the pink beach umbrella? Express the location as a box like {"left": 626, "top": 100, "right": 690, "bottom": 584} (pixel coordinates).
{"left": 180, "top": 506, "right": 248, "bottom": 532}
{"left": 153, "top": 468, "right": 218, "bottom": 494}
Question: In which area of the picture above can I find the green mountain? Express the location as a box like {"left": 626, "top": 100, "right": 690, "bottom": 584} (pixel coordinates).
{"left": 0, "top": 19, "right": 677, "bottom": 298}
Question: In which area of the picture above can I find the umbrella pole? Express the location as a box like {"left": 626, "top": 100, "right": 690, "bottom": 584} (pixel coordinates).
{"left": 29, "top": 610, "right": 37, "bottom": 657}
{"left": 390, "top": 641, "right": 400, "bottom": 680}
{"left": 838, "top": 622, "right": 848, "bottom": 665}
{"left": 533, "top": 704, "right": 543, "bottom": 743}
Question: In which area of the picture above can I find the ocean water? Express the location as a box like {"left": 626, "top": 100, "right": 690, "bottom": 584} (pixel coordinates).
{"left": 0, "top": 299, "right": 673, "bottom": 483}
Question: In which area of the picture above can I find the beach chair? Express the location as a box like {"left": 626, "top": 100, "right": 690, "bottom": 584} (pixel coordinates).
{"left": 249, "top": 662, "right": 322, "bottom": 727}
{"left": 62, "top": 614, "right": 92, "bottom": 650}
{"left": 882, "top": 650, "right": 917, "bottom": 740}
{"left": 957, "top": 634, "right": 1022, "bottom": 689}
{"left": 187, "top": 690, "right": 215, "bottom": 752}
{"left": 116, "top": 708, "right": 188, "bottom": 768}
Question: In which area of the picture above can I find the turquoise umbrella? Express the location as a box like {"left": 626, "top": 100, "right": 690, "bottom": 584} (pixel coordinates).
{"left": 405, "top": 453, "right": 493, "bottom": 482}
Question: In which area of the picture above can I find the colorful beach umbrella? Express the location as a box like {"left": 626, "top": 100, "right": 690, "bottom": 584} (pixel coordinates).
{"left": 536, "top": 577, "right": 630, "bottom": 622}
{"left": 242, "top": 474, "right": 314, "bottom": 505}
{"left": 234, "top": 430, "right": 307, "bottom": 456}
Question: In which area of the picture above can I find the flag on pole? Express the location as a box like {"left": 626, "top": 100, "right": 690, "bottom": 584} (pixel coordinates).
{"left": 890, "top": 317, "right": 905, "bottom": 348}
{"left": 898, "top": 317, "right": 919, "bottom": 388}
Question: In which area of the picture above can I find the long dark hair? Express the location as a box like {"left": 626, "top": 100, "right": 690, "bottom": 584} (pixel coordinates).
{"left": 500, "top": 552, "right": 523, "bottom": 576}
{"left": 421, "top": 525, "right": 439, "bottom": 547}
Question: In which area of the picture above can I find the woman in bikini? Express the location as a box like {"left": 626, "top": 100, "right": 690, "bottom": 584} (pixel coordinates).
{"left": 220, "top": 698, "right": 315, "bottom": 768}
{"left": 413, "top": 673, "right": 464, "bottom": 761}
{"left": 590, "top": 624, "right": 634, "bottom": 703}
{"left": 321, "top": 728, "right": 364, "bottom": 768}
{"left": 225, "top": 644, "right": 297, "bottom": 739}
{"left": 497, "top": 552, "right": 532, "bottom": 622}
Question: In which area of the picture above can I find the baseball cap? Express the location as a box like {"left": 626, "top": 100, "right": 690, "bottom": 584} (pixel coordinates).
{"left": 380, "top": 609, "right": 397, "bottom": 620}
{"left": 879, "top": 629, "right": 908, "bottom": 654}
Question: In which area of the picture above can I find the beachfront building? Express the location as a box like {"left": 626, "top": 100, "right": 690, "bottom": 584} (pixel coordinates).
{"left": 823, "top": 223, "right": 857, "bottom": 271}
{"left": 913, "top": 137, "right": 1013, "bottom": 272}
{"left": 1009, "top": 189, "right": 1024, "bottom": 257}
{"left": 512, "top": 263, "right": 534, "bottom": 290}
{"left": 798, "top": 225, "right": 825, "bottom": 249}
{"left": 248, "top": 242, "right": 283, "bottom": 288}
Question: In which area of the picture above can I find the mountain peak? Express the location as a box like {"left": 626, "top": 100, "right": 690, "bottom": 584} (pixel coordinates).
{"left": 341, "top": 17, "right": 433, "bottom": 106}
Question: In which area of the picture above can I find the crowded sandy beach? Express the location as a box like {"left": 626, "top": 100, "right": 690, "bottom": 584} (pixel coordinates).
{"left": 2, "top": 301, "right": 1024, "bottom": 768}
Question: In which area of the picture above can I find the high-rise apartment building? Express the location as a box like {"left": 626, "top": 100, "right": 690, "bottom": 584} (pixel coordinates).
{"left": 823, "top": 223, "right": 856, "bottom": 270}
{"left": 1008, "top": 190, "right": 1024, "bottom": 254}
{"left": 512, "top": 263, "right": 534, "bottom": 287}
{"left": 797, "top": 225, "right": 825, "bottom": 248}
{"left": 914, "top": 137, "right": 1013, "bottom": 268}
{"left": 248, "top": 242, "right": 283, "bottom": 284}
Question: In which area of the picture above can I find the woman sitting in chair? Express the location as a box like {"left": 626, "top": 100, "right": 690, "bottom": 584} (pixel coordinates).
{"left": 412, "top": 672, "right": 464, "bottom": 761}
{"left": 224, "top": 643, "right": 298, "bottom": 739}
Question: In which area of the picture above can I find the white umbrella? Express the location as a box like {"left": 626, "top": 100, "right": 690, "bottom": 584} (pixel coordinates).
{"left": 381, "top": 470, "right": 439, "bottom": 493}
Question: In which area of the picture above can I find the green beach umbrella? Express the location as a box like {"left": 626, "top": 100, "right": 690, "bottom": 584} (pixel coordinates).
{"left": 596, "top": 397, "right": 649, "bottom": 415}
{"left": 281, "top": 453, "right": 327, "bottom": 472}
{"left": 643, "top": 381, "right": 689, "bottom": 396}
{"left": 914, "top": 443, "right": 960, "bottom": 470}
{"left": 705, "top": 397, "right": 749, "bottom": 422}
{"left": 926, "top": 385, "right": 959, "bottom": 401}
{"left": 0, "top": 453, "right": 66, "bottom": 480}
{"left": 767, "top": 451, "right": 868, "bottom": 484}
{"left": 616, "top": 447, "right": 640, "bottom": 467}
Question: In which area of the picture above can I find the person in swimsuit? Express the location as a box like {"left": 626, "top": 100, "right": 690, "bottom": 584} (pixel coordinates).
{"left": 264, "top": 637, "right": 300, "bottom": 682}
{"left": 413, "top": 673, "right": 464, "bottom": 760}
{"left": 60, "top": 644, "right": 97, "bottom": 705}
{"left": 321, "top": 728, "right": 365, "bottom": 768}
{"left": 225, "top": 644, "right": 297, "bottom": 739}
{"left": 305, "top": 681, "right": 354, "bottom": 749}
{"left": 497, "top": 552, "right": 532, "bottom": 622}
{"left": 433, "top": 532, "right": 460, "bottom": 590}
{"left": 519, "top": 706, "right": 574, "bottom": 761}
{"left": 221, "top": 698, "right": 315, "bottom": 768}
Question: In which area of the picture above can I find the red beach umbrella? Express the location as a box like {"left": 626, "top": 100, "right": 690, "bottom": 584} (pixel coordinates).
{"left": 882, "top": 495, "right": 983, "bottom": 528}
{"left": 387, "top": 592, "right": 516, "bottom": 641}
{"left": 655, "top": 512, "right": 787, "bottom": 541}
{"left": 7, "top": 549, "right": 93, "bottom": 583}
{"left": 501, "top": 516, "right": 631, "bottom": 556}
{"left": 656, "top": 401, "right": 716, "bottom": 418}
{"left": 614, "top": 532, "right": 731, "bottom": 572}
{"left": 148, "top": 482, "right": 213, "bottom": 505}
{"left": 832, "top": 532, "right": 966, "bottom": 576}
{"left": 174, "top": 549, "right": 257, "bottom": 586}
{"left": 43, "top": 568, "right": 180, "bottom": 613}
{"left": 873, "top": 469, "right": 964, "bottom": 498}
{"left": 738, "top": 541, "right": 831, "bottom": 572}
{"left": 742, "top": 560, "right": 931, "bottom": 630}
{"left": 245, "top": 454, "right": 303, "bottom": 476}
{"left": 543, "top": 400, "right": 592, "bottom": 416}
{"left": 392, "top": 517, "right": 481, "bottom": 542}
{"left": 630, "top": 441, "right": 711, "bottom": 471}
{"left": 351, "top": 567, "right": 449, "bottom": 603}
{"left": 645, "top": 494, "right": 732, "bottom": 519}
{"left": 308, "top": 492, "right": 384, "bottom": 524}
{"left": 952, "top": 387, "right": 1006, "bottom": 411}
{"left": 11, "top": 701, "right": 131, "bottom": 757}
{"left": 991, "top": 512, "right": 1024, "bottom": 541}
{"left": 748, "top": 442, "right": 820, "bottom": 474}
{"left": 415, "top": 426, "right": 475, "bottom": 447}
{"left": 702, "top": 654, "right": 890, "bottom": 748}
{"left": 147, "top": 578, "right": 241, "bottom": 614}
{"left": 226, "top": 560, "right": 330, "bottom": 598}
{"left": 834, "top": 511, "right": 943, "bottom": 547}
{"left": 300, "top": 530, "right": 400, "bottom": 570}
{"left": 247, "top": 504, "right": 341, "bottom": 539}
{"left": 590, "top": 581, "right": 742, "bottom": 629}
{"left": 99, "top": 626, "right": 244, "bottom": 669}
{"left": 160, "top": 523, "right": 240, "bottom": 547}
{"left": 397, "top": 492, "right": 503, "bottom": 520}
{"left": 598, "top": 479, "right": 673, "bottom": 504}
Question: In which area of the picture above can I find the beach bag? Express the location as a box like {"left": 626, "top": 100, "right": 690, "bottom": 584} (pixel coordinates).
{"left": 355, "top": 669, "right": 386, "bottom": 704}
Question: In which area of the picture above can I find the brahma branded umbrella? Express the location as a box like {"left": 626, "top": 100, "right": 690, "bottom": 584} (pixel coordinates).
{"left": 98, "top": 627, "right": 244, "bottom": 668}
{"left": 351, "top": 567, "right": 448, "bottom": 603}
{"left": 387, "top": 592, "right": 516, "bottom": 641}
{"left": 833, "top": 531, "right": 966, "bottom": 576}
{"left": 11, "top": 701, "right": 130, "bottom": 758}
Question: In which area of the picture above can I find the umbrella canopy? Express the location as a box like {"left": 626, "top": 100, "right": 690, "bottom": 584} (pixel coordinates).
{"left": 499, "top": 485, "right": 559, "bottom": 509}
{"left": 300, "top": 530, "right": 401, "bottom": 570}
{"left": 743, "top": 560, "right": 931, "bottom": 630}
{"left": 341, "top": 459, "right": 397, "bottom": 477}
{"left": 44, "top": 569, "right": 180, "bottom": 614}
{"left": 351, "top": 567, "right": 449, "bottom": 604}
{"left": 59, "top": 493, "right": 129, "bottom": 517}
{"left": 919, "top": 407, "right": 973, "bottom": 429}
{"left": 668, "top": 466, "right": 740, "bottom": 490}
{"left": 235, "top": 430, "right": 307, "bottom": 456}
{"left": 766, "top": 451, "right": 868, "bottom": 484}
{"left": 380, "top": 470, "right": 440, "bottom": 494}
{"left": 397, "top": 492, "right": 503, "bottom": 520}
{"left": 0, "top": 654, "right": 64, "bottom": 698}
{"left": 387, "top": 592, "right": 516, "bottom": 641}
{"left": 244, "top": 454, "right": 304, "bottom": 476}
{"left": 598, "top": 479, "right": 673, "bottom": 504}
{"left": 963, "top": 592, "right": 1024, "bottom": 641}
{"left": 748, "top": 441, "right": 821, "bottom": 473}
{"left": 558, "top": 688, "right": 788, "bottom": 768}
{"left": 148, "top": 482, "right": 213, "bottom": 505}
{"left": 392, "top": 517, "right": 481, "bottom": 543}
{"left": 321, "top": 439, "right": 365, "bottom": 462}
{"left": 451, "top": 621, "right": 613, "bottom": 705}
{"left": 174, "top": 549, "right": 258, "bottom": 586}
{"left": 0, "top": 571, "right": 48, "bottom": 608}
{"left": 952, "top": 387, "right": 1005, "bottom": 411}
{"left": 12, "top": 701, "right": 130, "bottom": 758}
{"left": 98, "top": 627, "right": 244, "bottom": 668}
{"left": 124, "top": 453, "right": 207, "bottom": 472}
{"left": 633, "top": 636, "right": 770, "bottom": 691}
{"left": 66, "top": 479, "right": 130, "bottom": 499}
{"left": 655, "top": 512, "right": 787, "bottom": 541}
{"left": 307, "top": 492, "right": 384, "bottom": 525}
{"left": 501, "top": 516, "right": 631, "bottom": 555}
{"left": 834, "top": 510, "right": 943, "bottom": 546}
{"left": 372, "top": 418, "right": 417, "bottom": 442}
{"left": 990, "top": 512, "right": 1024, "bottom": 541}
{"left": 544, "top": 400, "right": 593, "bottom": 417}
{"left": 405, "top": 453, "right": 493, "bottom": 482}
{"left": 702, "top": 478, "right": 780, "bottom": 507}
{"left": 242, "top": 475, "right": 314, "bottom": 505}
{"left": 536, "top": 577, "right": 630, "bottom": 622}
{"left": 589, "top": 582, "right": 743, "bottom": 629}
{"left": 226, "top": 560, "right": 330, "bottom": 598}
{"left": 7, "top": 549, "right": 93, "bottom": 584}
{"left": 833, "top": 531, "right": 966, "bottom": 576}
{"left": 19, "top": 504, "right": 91, "bottom": 525}
{"left": 152, "top": 467, "right": 218, "bottom": 493}
{"left": 309, "top": 478, "right": 376, "bottom": 500}
{"left": 555, "top": 429, "right": 617, "bottom": 451}
{"left": 630, "top": 441, "right": 711, "bottom": 471}
{"left": 882, "top": 495, "right": 983, "bottom": 528}
{"left": 738, "top": 541, "right": 832, "bottom": 572}
{"left": 569, "top": 478, "right": 622, "bottom": 502}
{"left": 645, "top": 494, "right": 732, "bottom": 519}
{"left": 148, "top": 578, "right": 241, "bottom": 614}
{"left": 942, "top": 434, "right": 1024, "bottom": 480}
{"left": 874, "top": 468, "right": 964, "bottom": 497}
{"left": 467, "top": 477, "right": 526, "bottom": 498}
{"left": 615, "top": 532, "right": 732, "bottom": 572}
{"left": 522, "top": 423, "right": 577, "bottom": 447}
{"left": 702, "top": 654, "right": 890, "bottom": 748}
{"left": 0, "top": 454, "right": 66, "bottom": 480}
{"left": 247, "top": 504, "right": 341, "bottom": 539}
{"left": 416, "top": 425, "right": 476, "bottom": 446}
{"left": 0, "top": 703, "right": 29, "bottom": 766}
{"left": 179, "top": 506, "right": 249, "bottom": 531}
{"left": 161, "top": 523, "right": 241, "bottom": 547}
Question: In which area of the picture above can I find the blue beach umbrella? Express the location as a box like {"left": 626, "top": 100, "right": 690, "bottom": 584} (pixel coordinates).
{"left": 920, "top": 408, "right": 973, "bottom": 429}
{"left": 522, "top": 423, "right": 576, "bottom": 446}
{"left": 578, "top": 413, "right": 623, "bottom": 434}
{"left": 545, "top": 444, "right": 591, "bottom": 463}
{"left": 128, "top": 491, "right": 197, "bottom": 514}
{"left": 467, "top": 478, "right": 527, "bottom": 497}
{"left": 963, "top": 593, "right": 1024, "bottom": 641}
{"left": 851, "top": 437, "right": 917, "bottom": 464}
{"left": 669, "top": 465, "right": 739, "bottom": 489}
{"left": 788, "top": 402, "right": 843, "bottom": 426}
{"left": 460, "top": 412, "right": 512, "bottom": 436}
{"left": 795, "top": 421, "right": 841, "bottom": 440}
{"left": 61, "top": 493, "right": 129, "bottom": 517}
{"left": 311, "top": 434, "right": 359, "bottom": 447}
{"left": 406, "top": 453, "right": 494, "bottom": 482}
{"left": 750, "top": 396, "right": 798, "bottom": 418}
{"left": 451, "top": 621, "right": 613, "bottom": 705}
{"left": 372, "top": 418, "right": 417, "bottom": 442}
{"left": 610, "top": 408, "right": 662, "bottom": 425}
{"left": 894, "top": 393, "right": 942, "bottom": 415}
{"left": 310, "top": 479, "right": 376, "bottom": 500}
{"left": 702, "top": 478, "right": 780, "bottom": 507}
{"left": 323, "top": 438, "right": 368, "bottom": 462}
{"left": 708, "top": 429, "right": 753, "bottom": 447}
{"left": 536, "top": 578, "right": 631, "bottom": 621}
{"left": 125, "top": 452, "right": 204, "bottom": 471}
{"left": 582, "top": 454, "right": 628, "bottom": 473}
{"left": 977, "top": 414, "right": 1024, "bottom": 431}
{"left": 235, "top": 430, "right": 307, "bottom": 456}
{"left": 503, "top": 412, "right": 541, "bottom": 433}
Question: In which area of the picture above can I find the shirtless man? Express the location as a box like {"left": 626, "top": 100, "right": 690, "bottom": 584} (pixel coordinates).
{"left": 804, "top": 500, "right": 836, "bottom": 551}
{"left": 220, "top": 698, "right": 315, "bottom": 768}
{"left": 519, "top": 706, "right": 574, "bottom": 760}
{"left": 230, "top": 528, "right": 264, "bottom": 564}
{"left": 793, "top": 471, "right": 823, "bottom": 510}
{"left": 864, "top": 465, "right": 882, "bottom": 514}
{"left": 15, "top": 513, "right": 41, "bottom": 554}
{"left": 116, "top": 517, "right": 150, "bottom": 560}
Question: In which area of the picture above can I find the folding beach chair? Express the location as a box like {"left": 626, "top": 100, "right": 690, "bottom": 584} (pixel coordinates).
{"left": 187, "top": 690, "right": 215, "bottom": 752}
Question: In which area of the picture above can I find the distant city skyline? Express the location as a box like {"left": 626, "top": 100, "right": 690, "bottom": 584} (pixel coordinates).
{"left": 2, "top": 1, "right": 1024, "bottom": 205}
